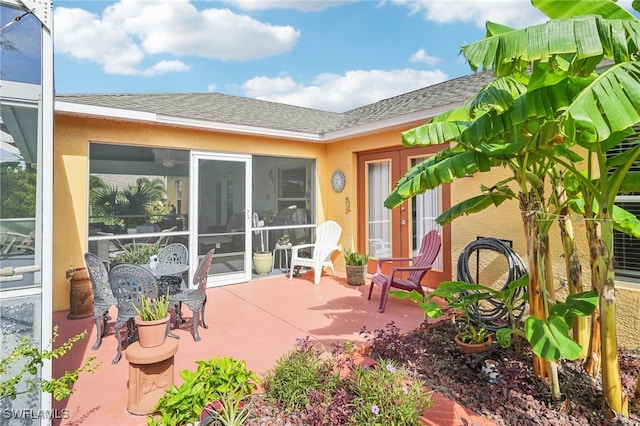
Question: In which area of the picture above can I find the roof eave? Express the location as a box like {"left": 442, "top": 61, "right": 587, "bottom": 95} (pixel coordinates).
{"left": 55, "top": 101, "right": 324, "bottom": 142}
{"left": 322, "top": 102, "right": 464, "bottom": 142}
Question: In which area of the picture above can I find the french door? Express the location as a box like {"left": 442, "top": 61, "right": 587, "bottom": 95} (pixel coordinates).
{"left": 191, "top": 152, "right": 252, "bottom": 286}
{"left": 357, "top": 146, "right": 451, "bottom": 285}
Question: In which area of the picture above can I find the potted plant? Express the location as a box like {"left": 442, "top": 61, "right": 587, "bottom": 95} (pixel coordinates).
{"left": 276, "top": 234, "right": 290, "bottom": 247}
{"left": 252, "top": 218, "right": 272, "bottom": 275}
{"left": 453, "top": 323, "right": 493, "bottom": 354}
{"left": 252, "top": 250, "right": 273, "bottom": 275}
{"left": 392, "top": 281, "right": 495, "bottom": 353}
{"left": 148, "top": 356, "right": 260, "bottom": 426}
{"left": 133, "top": 292, "right": 171, "bottom": 348}
{"left": 113, "top": 240, "right": 160, "bottom": 265}
{"left": 344, "top": 249, "right": 369, "bottom": 286}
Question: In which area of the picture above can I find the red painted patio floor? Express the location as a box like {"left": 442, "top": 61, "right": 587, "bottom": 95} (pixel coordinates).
{"left": 52, "top": 271, "right": 495, "bottom": 426}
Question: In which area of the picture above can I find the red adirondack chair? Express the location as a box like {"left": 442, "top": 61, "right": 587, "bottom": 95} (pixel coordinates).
{"left": 368, "top": 230, "right": 441, "bottom": 313}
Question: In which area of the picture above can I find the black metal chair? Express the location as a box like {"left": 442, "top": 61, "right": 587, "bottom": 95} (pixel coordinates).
{"left": 168, "top": 249, "right": 215, "bottom": 342}
{"left": 84, "top": 252, "right": 117, "bottom": 350}
{"left": 108, "top": 264, "right": 158, "bottom": 364}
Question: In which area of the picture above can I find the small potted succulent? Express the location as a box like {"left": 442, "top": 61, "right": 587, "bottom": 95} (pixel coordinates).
{"left": 344, "top": 249, "right": 369, "bottom": 286}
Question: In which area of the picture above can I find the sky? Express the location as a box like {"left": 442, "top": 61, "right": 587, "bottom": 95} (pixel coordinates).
{"left": 52, "top": 0, "right": 633, "bottom": 113}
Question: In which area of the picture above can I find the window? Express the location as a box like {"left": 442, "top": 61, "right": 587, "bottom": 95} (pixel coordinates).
{"left": 367, "top": 160, "right": 391, "bottom": 258}
{"left": 610, "top": 134, "right": 640, "bottom": 283}
{"left": 87, "top": 144, "right": 190, "bottom": 261}
{"left": 252, "top": 157, "right": 315, "bottom": 249}
{"left": 277, "top": 167, "right": 307, "bottom": 211}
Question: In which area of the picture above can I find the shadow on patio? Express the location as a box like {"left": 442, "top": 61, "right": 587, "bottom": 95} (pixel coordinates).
{"left": 51, "top": 270, "right": 493, "bottom": 426}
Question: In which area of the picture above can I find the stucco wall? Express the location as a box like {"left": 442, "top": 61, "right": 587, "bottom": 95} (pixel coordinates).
{"left": 447, "top": 165, "right": 640, "bottom": 348}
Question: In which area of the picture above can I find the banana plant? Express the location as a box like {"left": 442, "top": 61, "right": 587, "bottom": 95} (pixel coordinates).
{"left": 385, "top": 0, "right": 640, "bottom": 417}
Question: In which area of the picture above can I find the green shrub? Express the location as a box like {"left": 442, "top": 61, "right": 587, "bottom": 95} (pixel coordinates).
{"left": 351, "top": 359, "right": 432, "bottom": 425}
{"left": 263, "top": 337, "right": 432, "bottom": 425}
{"left": 262, "top": 337, "right": 341, "bottom": 412}
{"left": 147, "top": 356, "right": 259, "bottom": 426}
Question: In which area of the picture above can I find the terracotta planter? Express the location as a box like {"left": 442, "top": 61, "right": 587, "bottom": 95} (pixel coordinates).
{"left": 345, "top": 265, "right": 367, "bottom": 286}
{"left": 252, "top": 252, "right": 272, "bottom": 275}
{"left": 135, "top": 314, "right": 170, "bottom": 348}
{"left": 66, "top": 267, "right": 94, "bottom": 320}
{"left": 454, "top": 332, "right": 492, "bottom": 354}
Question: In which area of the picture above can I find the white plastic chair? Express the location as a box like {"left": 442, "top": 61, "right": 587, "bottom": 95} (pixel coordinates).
{"left": 288, "top": 221, "right": 342, "bottom": 285}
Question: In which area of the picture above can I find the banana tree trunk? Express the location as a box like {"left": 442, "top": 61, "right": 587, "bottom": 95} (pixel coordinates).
{"left": 519, "top": 191, "right": 550, "bottom": 379}
{"left": 584, "top": 211, "right": 601, "bottom": 377}
{"left": 597, "top": 210, "right": 628, "bottom": 418}
{"left": 558, "top": 207, "right": 588, "bottom": 359}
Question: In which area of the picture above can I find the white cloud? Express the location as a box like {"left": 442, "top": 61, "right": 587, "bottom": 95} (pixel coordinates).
{"left": 54, "top": 0, "right": 300, "bottom": 76}
{"left": 410, "top": 49, "right": 440, "bottom": 66}
{"left": 241, "top": 68, "right": 448, "bottom": 112}
{"left": 392, "top": 0, "right": 547, "bottom": 29}
{"left": 141, "top": 60, "right": 191, "bottom": 77}
{"left": 225, "top": 0, "right": 350, "bottom": 12}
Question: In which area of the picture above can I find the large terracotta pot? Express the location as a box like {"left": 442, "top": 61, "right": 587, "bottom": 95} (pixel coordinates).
{"left": 345, "top": 265, "right": 367, "bottom": 286}
{"left": 135, "top": 314, "right": 170, "bottom": 348}
{"left": 454, "top": 332, "right": 493, "bottom": 354}
{"left": 66, "top": 267, "right": 94, "bottom": 320}
{"left": 252, "top": 252, "right": 273, "bottom": 275}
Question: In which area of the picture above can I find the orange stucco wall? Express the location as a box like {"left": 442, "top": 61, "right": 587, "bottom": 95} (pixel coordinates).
{"left": 54, "top": 113, "right": 640, "bottom": 348}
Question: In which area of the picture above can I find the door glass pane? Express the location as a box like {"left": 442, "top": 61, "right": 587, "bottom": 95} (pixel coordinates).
{"left": 367, "top": 160, "right": 392, "bottom": 258}
{"left": 411, "top": 157, "right": 442, "bottom": 268}
{"left": 0, "top": 289, "right": 43, "bottom": 414}
{"left": 198, "top": 159, "right": 246, "bottom": 277}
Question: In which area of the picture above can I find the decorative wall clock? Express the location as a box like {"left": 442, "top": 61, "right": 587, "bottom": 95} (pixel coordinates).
{"left": 331, "top": 170, "right": 346, "bottom": 192}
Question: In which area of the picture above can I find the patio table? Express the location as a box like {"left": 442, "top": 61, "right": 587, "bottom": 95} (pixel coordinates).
{"left": 141, "top": 263, "right": 189, "bottom": 294}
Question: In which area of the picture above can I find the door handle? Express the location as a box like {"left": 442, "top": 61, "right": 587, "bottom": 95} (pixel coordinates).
{"left": 400, "top": 219, "right": 407, "bottom": 225}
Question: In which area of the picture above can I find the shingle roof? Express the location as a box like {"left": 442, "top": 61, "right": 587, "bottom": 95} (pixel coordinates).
{"left": 55, "top": 71, "right": 495, "bottom": 136}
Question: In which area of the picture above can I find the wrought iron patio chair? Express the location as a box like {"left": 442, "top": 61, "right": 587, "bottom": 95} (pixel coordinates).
{"left": 156, "top": 242, "right": 189, "bottom": 295}
{"left": 84, "top": 252, "right": 117, "bottom": 350}
{"left": 288, "top": 220, "right": 342, "bottom": 285}
{"left": 368, "top": 230, "right": 441, "bottom": 313}
{"left": 108, "top": 263, "right": 158, "bottom": 364}
{"left": 168, "top": 249, "right": 215, "bottom": 342}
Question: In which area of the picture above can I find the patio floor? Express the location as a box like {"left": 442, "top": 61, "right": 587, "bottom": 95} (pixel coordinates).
{"left": 51, "top": 270, "right": 495, "bottom": 426}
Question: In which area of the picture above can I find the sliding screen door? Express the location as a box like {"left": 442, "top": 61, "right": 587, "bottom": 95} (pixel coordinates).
{"left": 192, "top": 152, "right": 251, "bottom": 285}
